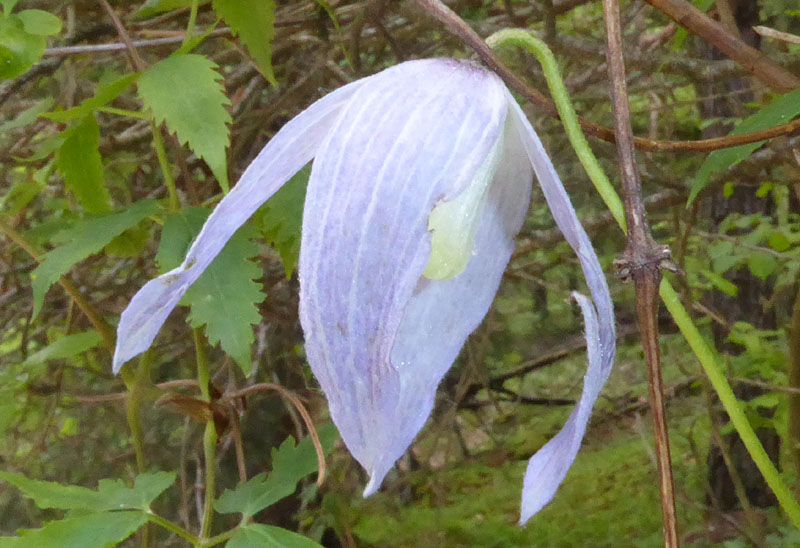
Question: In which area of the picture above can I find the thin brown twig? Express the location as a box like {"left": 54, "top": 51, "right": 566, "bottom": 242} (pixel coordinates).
{"left": 410, "top": 0, "right": 800, "bottom": 153}
{"left": 42, "top": 29, "right": 231, "bottom": 57}
{"left": 97, "top": 0, "right": 147, "bottom": 72}
{"left": 231, "top": 383, "right": 327, "bottom": 487}
{"left": 601, "top": 0, "right": 679, "bottom": 546}
{"left": 0, "top": 217, "right": 116, "bottom": 353}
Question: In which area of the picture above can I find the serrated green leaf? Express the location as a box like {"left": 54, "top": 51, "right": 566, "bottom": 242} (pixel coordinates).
{"left": 156, "top": 207, "right": 263, "bottom": 374}
{"left": 215, "top": 424, "right": 338, "bottom": 517}
{"left": 0, "top": 511, "right": 146, "bottom": 548}
{"left": 22, "top": 331, "right": 102, "bottom": 367}
{"left": 226, "top": 524, "right": 323, "bottom": 548}
{"left": 44, "top": 74, "right": 138, "bottom": 123}
{"left": 16, "top": 9, "right": 61, "bottom": 36}
{"left": 138, "top": 54, "right": 231, "bottom": 191}
{"left": 688, "top": 89, "right": 800, "bottom": 204}
{"left": 254, "top": 164, "right": 308, "bottom": 277}
{"left": 0, "top": 471, "right": 175, "bottom": 511}
{"left": 30, "top": 200, "right": 159, "bottom": 319}
{"left": 747, "top": 252, "right": 778, "bottom": 281}
{"left": 212, "top": 0, "right": 276, "bottom": 84}
{"left": 105, "top": 219, "right": 151, "bottom": 257}
{"left": 55, "top": 115, "right": 110, "bottom": 213}
{"left": 0, "top": 15, "right": 45, "bottom": 80}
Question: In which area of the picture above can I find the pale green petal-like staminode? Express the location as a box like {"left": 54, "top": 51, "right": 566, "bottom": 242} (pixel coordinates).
{"left": 424, "top": 132, "right": 503, "bottom": 280}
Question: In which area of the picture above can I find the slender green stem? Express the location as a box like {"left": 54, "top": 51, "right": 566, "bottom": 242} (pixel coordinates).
{"left": 194, "top": 329, "right": 218, "bottom": 540}
{"left": 124, "top": 350, "right": 153, "bottom": 473}
{"left": 148, "top": 512, "right": 202, "bottom": 546}
{"left": 151, "top": 123, "right": 179, "bottom": 211}
{"left": 98, "top": 106, "right": 150, "bottom": 119}
{"left": 487, "top": 28, "right": 800, "bottom": 530}
{"left": 123, "top": 352, "right": 154, "bottom": 548}
{"left": 184, "top": 0, "right": 200, "bottom": 46}
{"left": 661, "top": 280, "right": 800, "bottom": 526}
{"left": 486, "top": 29, "right": 627, "bottom": 232}
{"left": 201, "top": 526, "right": 237, "bottom": 547}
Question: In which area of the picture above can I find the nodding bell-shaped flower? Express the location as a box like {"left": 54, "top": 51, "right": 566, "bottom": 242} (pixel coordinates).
{"left": 113, "top": 59, "right": 615, "bottom": 524}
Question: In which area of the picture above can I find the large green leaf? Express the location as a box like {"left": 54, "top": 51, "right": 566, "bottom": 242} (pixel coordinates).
{"left": 215, "top": 424, "right": 338, "bottom": 517}
{"left": 138, "top": 54, "right": 231, "bottom": 191}
{"left": 0, "top": 15, "right": 45, "bottom": 80}
{"left": 212, "top": 0, "right": 276, "bottom": 84}
{"left": 688, "top": 89, "right": 800, "bottom": 204}
{"left": 16, "top": 9, "right": 61, "bottom": 36}
{"left": 0, "top": 471, "right": 175, "bottom": 512}
{"left": 44, "top": 74, "right": 138, "bottom": 123}
{"left": 0, "top": 511, "right": 146, "bottom": 548}
{"left": 156, "top": 207, "right": 264, "bottom": 374}
{"left": 30, "top": 200, "right": 159, "bottom": 319}
{"left": 22, "top": 330, "right": 103, "bottom": 367}
{"left": 253, "top": 164, "right": 309, "bottom": 277}
{"left": 55, "top": 115, "right": 110, "bottom": 213}
{"left": 226, "top": 524, "right": 323, "bottom": 548}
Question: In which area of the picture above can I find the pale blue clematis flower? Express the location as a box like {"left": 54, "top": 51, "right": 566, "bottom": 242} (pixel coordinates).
{"left": 113, "top": 59, "right": 615, "bottom": 524}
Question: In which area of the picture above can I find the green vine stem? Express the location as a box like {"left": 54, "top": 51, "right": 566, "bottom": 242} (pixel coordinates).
{"left": 122, "top": 351, "right": 153, "bottom": 548}
{"left": 152, "top": 123, "right": 179, "bottom": 211}
{"left": 194, "top": 329, "right": 218, "bottom": 540}
{"left": 147, "top": 511, "right": 202, "bottom": 546}
{"left": 486, "top": 28, "right": 800, "bottom": 530}
{"left": 184, "top": 0, "right": 200, "bottom": 47}
{"left": 486, "top": 30, "right": 626, "bottom": 232}
{"left": 122, "top": 350, "right": 154, "bottom": 474}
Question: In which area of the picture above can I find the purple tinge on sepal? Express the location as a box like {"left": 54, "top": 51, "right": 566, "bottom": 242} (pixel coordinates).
{"left": 298, "top": 59, "right": 511, "bottom": 495}
{"left": 507, "top": 93, "right": 615, "bottom": 524}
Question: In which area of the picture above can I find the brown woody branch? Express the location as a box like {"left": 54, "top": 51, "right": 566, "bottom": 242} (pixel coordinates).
{"left": 410, "top": 0, "right": 800, "bottom": 153}
{"left": 643, "top": 0, "right": 800, "bottom": 92}
{"left": 601, "top": 0, "right": 679, "bottom": 546}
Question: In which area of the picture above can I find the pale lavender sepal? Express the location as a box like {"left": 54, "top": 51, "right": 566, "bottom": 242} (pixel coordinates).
{"left": 506, "top": 95, "right": 615, "bottom": 524}
{"left": 112, "top": 80, "right": 365, "bottom": 373}
{"left": 382, "top": 116, "right": 532, "bottom": 494}
{"left": 519, "top": 292, "right": 605, "bottom": 523}
{"left": 298, "top": 59, "right": 509, "bottom": 494}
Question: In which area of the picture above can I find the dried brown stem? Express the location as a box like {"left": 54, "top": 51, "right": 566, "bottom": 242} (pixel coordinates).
{"left": 410, "top": 0, "right": 800, "bottom": 153}
{"left": 97, "top": 0, "right": 147, "bottom": 72}
{"left": 602, "top": 0, "right": 679, "bottom": 546}
{"left": 231, "top": 383, "right": 327, "bottom": 486}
